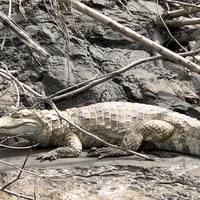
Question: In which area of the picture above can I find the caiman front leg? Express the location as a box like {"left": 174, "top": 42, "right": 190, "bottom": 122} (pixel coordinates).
{"left": 37, "top": 132, "right": 82, "bottom": 161}
{"left": 88, "top": 120, "right": 175, "bottom": 158}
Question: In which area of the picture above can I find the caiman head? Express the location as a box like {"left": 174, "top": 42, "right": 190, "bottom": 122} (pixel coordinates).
{"left": 0, "top": 109, "right": 48, "bottom": 145}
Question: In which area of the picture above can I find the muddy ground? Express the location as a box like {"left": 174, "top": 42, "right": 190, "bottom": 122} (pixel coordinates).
{"left": 0, "top": 149, "right": 200, "bottom": 199}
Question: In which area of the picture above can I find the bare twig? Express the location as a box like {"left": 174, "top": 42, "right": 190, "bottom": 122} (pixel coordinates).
{"left": 0, "top": 67, "right": 44, "bottom": 98}
{"left": 0, "top": 134, "right": 33, "bottom": 144}
{"left": 33, "top": 178, "right": 37, "bottom": 199}
{"left": 19, "top": 0, "right": 28, "bottom": 20}
{"left": 0, "top": 188, "right": 34, "bottom": 200}
{"left": 0, "top": 160, "right": 41, "bottom": 177}
{"left": 166, "top": 0, "right": 200, "bottom": 9}
{"left": 2, "top": 62, "right": 20, "bottom": 108}
{"left": 0, "top": 135, "right": 18, "bottom": 144}
{"left": 53, "top": 0, "right": 71, "bottom": 83}
{"left": 49, "top": 71, "right": 100, "bottom": 98}
{"left": 0, "top": 67, "right": 25, "bottom": 93}
{"left": 0, "top": 143, "right": 39, "bottom": 150}
{"left": 1, "top": 153, "right": 30, "bottom": 189}
{"left": 0, "top": 11, "right": 50, "bottom": 58}
{"left": 156, "top": 0, "right": 187, "bottom": 52}
{"left": 73, "top": 168, "right": 116, "bottom": 178}
{"left": 45, "top": 0, "right": 71, "bottom": 82}
{"left": 162, "top": 7, "right": 200, "bottom": 18}
{"left": 166, "top": 17, "right": 200, "bottom": 27}
{"left": 1, "top": 155, "right": 36, "bottom": 200}
{"left": 117, "top": 0, "right": 134, "bottom": 17}
{"left": 1, "top": 0, "right": 12, "bottom": 50}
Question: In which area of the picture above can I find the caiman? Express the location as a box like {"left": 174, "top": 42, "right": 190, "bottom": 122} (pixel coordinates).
{"left": 0, "top": 102, "right": 200, "bottom": 161}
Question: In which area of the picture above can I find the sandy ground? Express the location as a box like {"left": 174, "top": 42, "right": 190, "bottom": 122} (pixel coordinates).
{"left": 0, "top": 148, "right": 200, "bottom": 200}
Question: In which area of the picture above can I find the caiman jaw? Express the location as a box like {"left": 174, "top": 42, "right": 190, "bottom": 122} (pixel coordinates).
{"left": 0, "top": 109, "right": 43, "bottom": 138}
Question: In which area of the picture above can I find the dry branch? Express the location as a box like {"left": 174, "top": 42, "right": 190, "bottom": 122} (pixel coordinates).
{"left": 1, "top": 0, "right": 12, "bottom": 50}
{"left": 1, "top": 154, "right": 30, "bottom": 190}
{"left": 166, "top": 0, "right": 200, "bottom": 9}
{"left": 0, "top": 156, "right": 36, "bottom": 200}
{"left": 0, "top": 68, "right": 44, "bottom": 98}
{"left": 0, "top": 143, "right": 39, "bottom": 150}
{"left": 0, "top": 160, "right": 41, "bottom": 177}
{"left": 0, "top": 11, "right": 50, "bottom": 58}
{"left": 162, "top": 7, "right": 200, "bottom": 18}
{"left": 59, "top": 0, "right": 200, "bottom": 73}
{"left": 0, "top": 189, "right": 34, "bottom": 200}
{"left": 166, "top": 17, "right": 200, "bottom": 27}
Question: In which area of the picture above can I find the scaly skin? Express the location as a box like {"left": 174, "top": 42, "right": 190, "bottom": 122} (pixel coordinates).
{"left": 0, "top": 102, "right": 200, "bottom": 160}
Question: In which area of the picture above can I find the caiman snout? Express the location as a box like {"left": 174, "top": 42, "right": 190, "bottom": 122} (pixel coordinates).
{"left": 0, "top": 109, "right": 43, "bottom": 137}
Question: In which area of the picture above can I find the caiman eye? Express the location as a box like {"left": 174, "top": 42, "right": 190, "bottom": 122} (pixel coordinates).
{"left": 11, "top": 109, "right": 33, "bottom": 118}
{"left": 11, "top": 112, "right": 21, "bottom": 118}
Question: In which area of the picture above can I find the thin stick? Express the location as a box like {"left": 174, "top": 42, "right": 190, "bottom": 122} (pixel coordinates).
{"left": 1, "top": 0, "right": 12, "bottom": 50}
{"left": 166, "top": 0, "right": 200, "bottom": 9}
{"left": 2, "top": 63, "right": 20, "bottom": 108}
{"left": 1, "top": 153, "right": 30, "bottom": 189}
{"left": 0, "top": 11, "right": 50, "bottom": 58}
{"left": 0, "top": 143, "right": 39, "bottom": 150}
{"left": 0, "top": 160, "right": 41, "bottom": 177}
{"left": 166, "top": 17, "right": 200, "bottom": 27}
{"left": 0, "top": 68, "right": 44, "bottom": 98}
{"left": 156, "top": 0, "right": 187, "bottom": 52}
{"left": 0, "top": 188, "right": 34, "bottom": 200}
{"left": 162, "top": 7, "right": 200, "bottom": 18}
{"left": 49, "top": 71, "right": 100, "bottom": 98}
